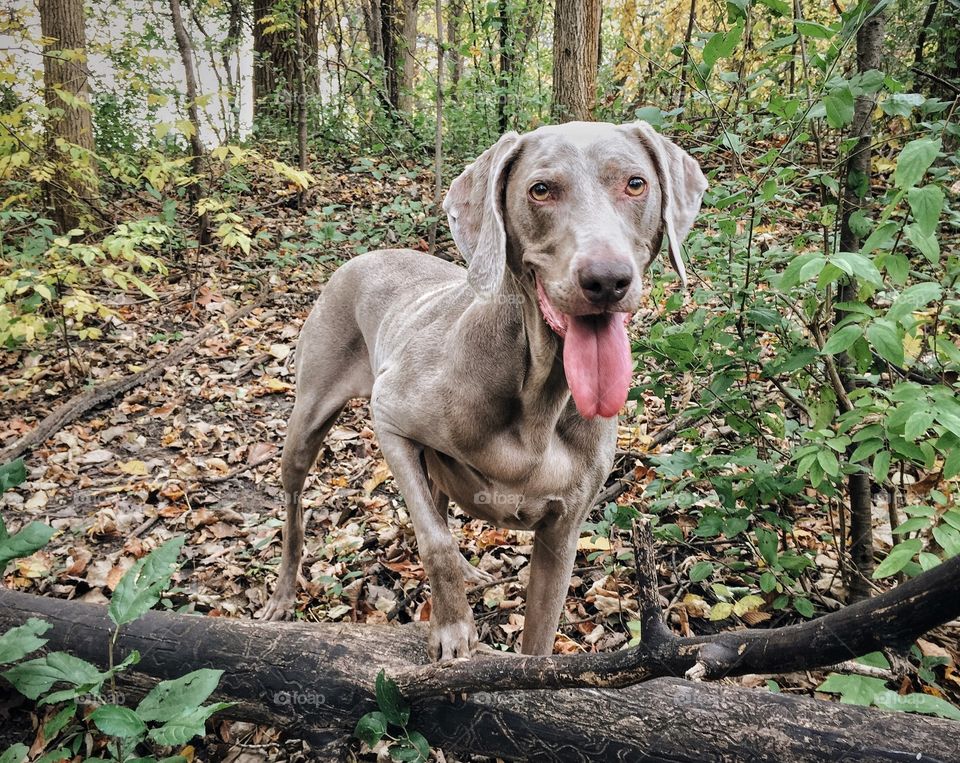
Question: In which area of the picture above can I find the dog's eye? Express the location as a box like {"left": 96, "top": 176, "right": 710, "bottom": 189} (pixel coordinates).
{"left": 529, "top": 182, "right": 551, "bottom": 202}
{"left": 625, "top": 177, "right": 647, "bottom": 196}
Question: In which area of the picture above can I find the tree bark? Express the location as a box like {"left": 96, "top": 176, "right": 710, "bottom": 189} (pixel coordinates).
{"left": 677, "top": 0, "right": 697, "bottom": 108}
{"left": 168, "top": 0, "right": 211, "bottom": 248}
{"left": 1, "top": 589, "right": 958, "bottom": 763}
{"left": 551, "top": 0, "right": 601, "bottom": 122}
{"left": 446, "top": 0, "right": 463, "bottom": 100}
{"left": 38, "top": 0, "right": 96, "bottom": 233}
{"left": 398, "top": 0, "right": 419, "bottom": 113}
{"left": 253, "top": 0, "right": 319, "bottom": 124}
{"left": 837, "top": 3, "right": 885, "bottom": 602}
{"left": 294, "top": 0, "right": 308, "bottom": 208}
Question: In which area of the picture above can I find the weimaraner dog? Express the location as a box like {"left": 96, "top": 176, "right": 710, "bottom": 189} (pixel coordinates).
{"left": 261, "top": 121, "right": 707, "bottom": 660}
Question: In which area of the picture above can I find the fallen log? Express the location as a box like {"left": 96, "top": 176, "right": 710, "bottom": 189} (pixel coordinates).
{"left": 1, "top": 589, "right": 957, "bottom": 762}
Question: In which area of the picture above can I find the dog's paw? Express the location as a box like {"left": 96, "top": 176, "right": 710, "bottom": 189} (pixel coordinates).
{"left": 459, "top": 555, "right": 496, "bottom": 586}
{"left": 258, "top": 590, "right": 295, "bottom": 621}
{"left": 428, "top": 619, "right": 478, "bottom": 661}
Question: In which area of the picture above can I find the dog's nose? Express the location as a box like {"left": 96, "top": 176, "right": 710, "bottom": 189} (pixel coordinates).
{"left": 578, "top": 260, "right": 633, "bottom": 305}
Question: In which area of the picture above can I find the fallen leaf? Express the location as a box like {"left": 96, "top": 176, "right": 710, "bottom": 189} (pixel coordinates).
{"left": 119, "top": 459, "right": 148, "bottom": 476}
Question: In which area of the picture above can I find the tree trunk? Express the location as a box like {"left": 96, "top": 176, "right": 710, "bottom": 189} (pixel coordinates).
{"left": 381, "top": 0, "right": 400, "bottom": 110}
{"left": 446, "top": 0, "right": 463, "bottom": 100}
{"left": 837, "top": 4, "right": 885, "bottom": 602}
{"left": 294, "top": 0, "right": 308, "bottom": 208}
{"left": 38, "top": 0, "right": 96, "bottom": 233}
{"left": 398, "top": 0, "right": 419, "bottom": 113}
{"left": 497, "top": 0, "right": 512, "bottom": 132}
{"left": 168, "top": 0, "right": 211, "bottom": 248}
{"left": 253, "top": 0, "right": 319, "bottom": 124}
{"left": 551, "top": 0, "right": 601, "bottom": 122}
{"left": 1, "top": 589, "right": 957, "bottom": 763}
{"left": 677, "top": 0, "right": 696, "bottom": 108}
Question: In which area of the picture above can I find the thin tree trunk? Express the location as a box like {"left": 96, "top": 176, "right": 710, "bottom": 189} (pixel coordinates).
{"left": 38, "top": 0, "right": 96, "bottom": 233}
{"left": 551, "top": 0, "right": 601, "bottom": 122}
{"left": 428, "top": 0, "right": 442, "bottom": 255}
{"left": 498, "top": 0, "right": 510, "bottom": 131}
{"left": 837, "top": 4, "right": 885, "bottom": 601}
{"left": 399, "top": 0, "right": 419, "bottom": 112}
{"left": 294, "top": 0, "right": 308, "bottom": 208}
{"left": 382, "top": 0, "right": 400, "bottom": 110}
{"left": 446, "top": 0, "right": 463, "bottom": 100}
{"left": 677, "top": 0, "right": 697, "bottom": 108}
{"left": 168, "top": 0, "right": 211, "bottom": 248}
{"left": 915, "top": 0, "right": 939, "bottom": 66}
{"left": 253, "top": 0, "right": 319, "bottom": 124}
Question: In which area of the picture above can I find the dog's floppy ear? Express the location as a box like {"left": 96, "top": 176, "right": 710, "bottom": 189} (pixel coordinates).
{"left": 443, "top": 131, "right": 521, "bottom": 296}
{"left": 630, "top": 121, "right": 707, "bottom": 288}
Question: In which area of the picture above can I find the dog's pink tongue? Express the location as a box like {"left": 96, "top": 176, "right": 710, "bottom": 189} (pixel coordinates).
{"left": 563, "top": 313, "right": 632, "bottom": 419}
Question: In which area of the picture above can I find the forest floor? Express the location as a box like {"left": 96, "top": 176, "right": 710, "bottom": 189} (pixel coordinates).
{"left": 1, "top": 155, "right": 958, "bottom": 761}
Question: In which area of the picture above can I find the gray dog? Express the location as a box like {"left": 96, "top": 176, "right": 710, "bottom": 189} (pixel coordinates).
{"left": 261, "top": 121, "right": 707, "bottom": 661}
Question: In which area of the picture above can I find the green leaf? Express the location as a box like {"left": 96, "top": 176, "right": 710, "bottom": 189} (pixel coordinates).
{"left": 634, "top": 106, "right": 664, "bottom": 127}
{"left": 755, "top": 528, "right": 779, "bottom": 566}
{"left": 873, "top": 539, "right": 923, "bottom": 578}
{"left": 0, "top": 619, "right": 51, "bottom": 664}
{"left": 689, "top": 561, "right": 715, "bottom": 582}
{"left": 147, "top": 703, "right": 232, "bottom": 746}
{"left": 907, "top": 185, "right": 944, "bottom": 237}
{"left": 874, "top": 690, "right": 960, "bottom": 721}
{"left": 850, "top": 439, "right": 883, "bottom": 464}
{"left": 889, "top": 283, "right": 942, "bottom": 323}
{"left": 355, "top": 711, "right": 389, "bottom": 748}
{"left": 832, "top": 251, "right": 883, "bottom": 287}
{"left": 0, "top": 744, "right": 28, "bottom": 763}
{"left": 817, "top": 448, "right": 840, "bottom": 477}
{"left": 0, "top": 459, "right": 27, "bottom": 492}
{"left": 894, "top": 138, "right": 941, "bottom": 189}
{"left": 407, "top": 730, "right": 430, "bottom": 761}
{"left": 759, "top": 571, "right": 778, "bottom": 593}
{"left": 109, "top": 536, "right": 184, "bottom": 627}
{"left": 702, "top": 21, "right": 744, "bottom": 70}
{"left": 793, "top": 597, "right": 814, "bottom": 618}
{"left": 822, "top": 325, "right": 862, "bottom": 355}
{"left": 375, "top": 669, "right": 409, "bottom": 727}
{"left": 2, "top": 651, "right": 104, "bottom": 700}
{"left": 865, "top": 320, "right": 904, "bottom": 367}
{"left": 823, "top": 84, "right": 854, "bottom": 128}
{"left": 0, "top": 522, "right": 55, "bottom": 569}
{"left": 90, "top": 705, "right": 147, "bottom": 738}
{"left": 817, "top": 673, "right": 888, "bottom": 706}
{"left": 905, "top": 224, "right": 940, "bottom": 264}
{"left": 795, "top": 20, "right": 834, "bottom": 39}
{"left": 137, "top": 669, "right": 224, "bottom": 723}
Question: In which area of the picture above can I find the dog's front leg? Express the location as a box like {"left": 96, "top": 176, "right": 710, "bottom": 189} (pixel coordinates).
{"left": 378, "top": 432, "right": 478, "bottom": 661}
{"left": 521, "top": 517, "right": 581, "bottom": 655}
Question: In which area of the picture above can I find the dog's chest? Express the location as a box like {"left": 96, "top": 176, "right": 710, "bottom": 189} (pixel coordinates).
{"left": 423, "top": 422, "right": 612, "bottom": 530}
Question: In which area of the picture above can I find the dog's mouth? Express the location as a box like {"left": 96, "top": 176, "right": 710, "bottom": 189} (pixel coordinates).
{"left": 535, "top": 278, "right": 633, "bottom": 420}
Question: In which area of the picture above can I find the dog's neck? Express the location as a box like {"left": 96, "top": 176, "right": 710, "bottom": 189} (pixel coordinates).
{"left": 500, "top": 269, "right": 571, "bottom": 417}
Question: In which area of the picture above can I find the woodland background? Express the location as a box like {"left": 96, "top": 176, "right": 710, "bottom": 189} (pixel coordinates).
{"left": 1, "top": 0, "right": 960, "bottom": 760}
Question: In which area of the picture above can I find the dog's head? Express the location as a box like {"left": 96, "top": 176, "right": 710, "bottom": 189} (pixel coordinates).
{"left": 443, "top": 121, "right": 707, "bottom": 419}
